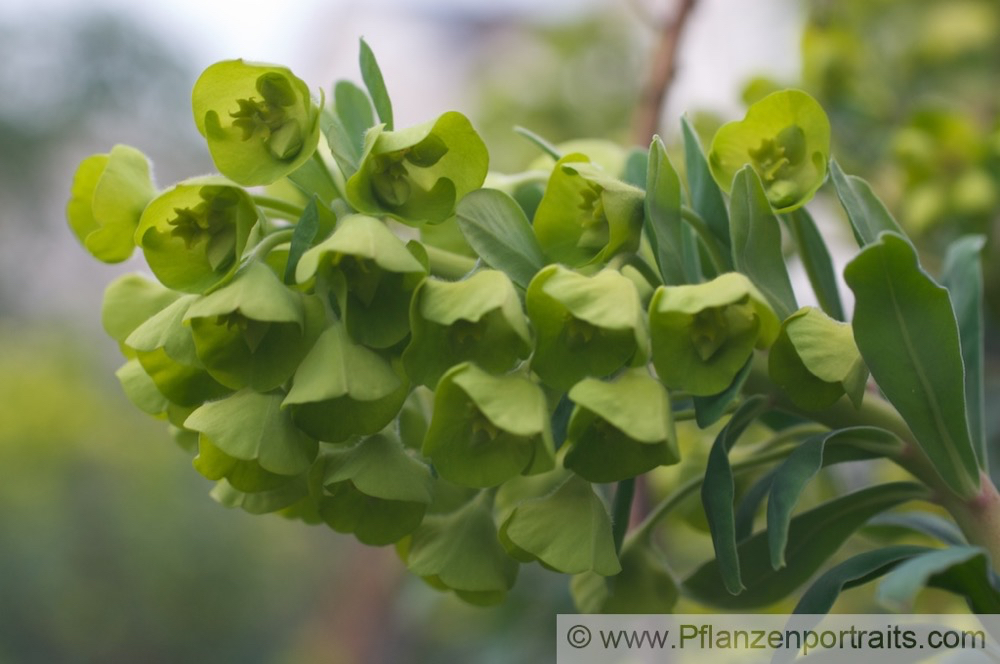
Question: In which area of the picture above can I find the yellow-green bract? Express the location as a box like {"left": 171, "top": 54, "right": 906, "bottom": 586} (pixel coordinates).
{"left": 710, "top": 90, "right": 830, "bottom": 213}
{"left": 193, "top": 60, "right": 322, "bottom": 186}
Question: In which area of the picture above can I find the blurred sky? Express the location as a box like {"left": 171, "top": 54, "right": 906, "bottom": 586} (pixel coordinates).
{"left": 0, "top": 0, "right": 803, "bottom": 129}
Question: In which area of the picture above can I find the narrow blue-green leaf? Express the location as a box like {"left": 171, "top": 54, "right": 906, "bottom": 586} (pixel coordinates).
{"left": 829, "top": 158, "right": 904, "bottom": 247}
{"left": 682, "top": 116, "right": 730, "bottom": 264}
{"left": 611, "top": 478, "right": 635, "bottom": 554}
{"left": 455, "top": 189, "right": 546, "bottom": 289}
{"left": 867, "top": 512, "right": 965, "bottom": 546}
{"left": 693, "top": 356, "right": 752, "bottom": 428}
{"left": 680, "top": 224, "right": 703, "bottom": 283}
{"left": 513, "top": 125, "right": 562, "bottom": 160}
{"left": 783, "top": 207, "right": 845, "bottom": 321}
{"left": 621, "top": 148, "right": 647, "bottom": 188}
{"left": 845, "top": 232, "right": 981, "bottom": 498}
{"left": 325, "top": 80, "right": 375, "bottom": 174}
{"left": 729, "top": 167, "right": 798, "bottom": 319}
{"left": 877, "top": 546, "right": 1000, "bottom": 614}
{"left": 941, "top": 235, "right": 987, "bottom": 468}
{"left": 359, "top": 38, "right": 393, "bottom": 131}
{"left": 792, "top": 545, "right": 929, "bottom": 616}
{"left": 283, "top": 197, "right": 320, "bottom": 284}
{"left": 701, "top": 396, "right": 770, "bottom": 595}
{"left": 768, "top": 427, "right": 891, "bottom": 570}
{"left": 734, "top": 469, "right": 775, "bottom": 542}
{"left": 683, "top": 482, "right": 928, "bottom": 609}
{"left": 645, "top": 136, "right": 686, "bottom": 285}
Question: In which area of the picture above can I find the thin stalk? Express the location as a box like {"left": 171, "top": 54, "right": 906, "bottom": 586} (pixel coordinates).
{"left": 252, "top": 195, "right": 305, "bottom": 220}
{"left": 249, "top": 228, "right": 295, "bottom": 261}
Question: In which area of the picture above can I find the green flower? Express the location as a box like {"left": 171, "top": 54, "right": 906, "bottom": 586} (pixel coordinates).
{"left": 317, "top": 434, "right": 433, "bottom": 546}
{"left": 526, "top": 265, "right": 647, "bottom": 392}
{"left": 283, "top": 322, "right": 409, "bottom": 443}
{"left": 709, "top": 89, "right": 831, "bottom": 212}
{"left": 134, "top": 178, "right": 259, "bottom": 293}
{"left": 564, "top": 369, "right": 678, "bottom": 483}
{"left": 296, "top": 214, "right": 426, "bottom": 348}
{"left": 400, "top": 492, "right": 518, "bottom": 606}
{"left": 185, "top": 262, "right": 326, "bottom": 391}
{"left": 768, "top": 306, "right": 868, "bottom": 410}
{"left": 533, "top": 154, "right": 644, "bottom": 266}
{"left": 403, "top": 270, "right": 532, "bottom": 388}
{"left": 649, "top": 272, "right": 780, "bottom": 396}
{"left": 192, "top": 60, "right": 321, "bottom": 186}
{"left": 186, "top": 388, "right": 318, "bottom": 485}
{"left": 67, "top": 144, "right": 156, "bottom": 263}
{"left": 422, "top": 363, "right": 555, "bottom": 488}
{"left": 345, "top": 111, "right": 489, "bottom": 225}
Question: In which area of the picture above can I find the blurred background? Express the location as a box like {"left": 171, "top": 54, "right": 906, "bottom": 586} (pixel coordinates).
{"left": 1, "top": 0, "right": 997, "bottom": 661}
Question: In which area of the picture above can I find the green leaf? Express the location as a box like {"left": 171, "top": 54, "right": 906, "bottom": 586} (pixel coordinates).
{"left": 115, "top": 359, "right": 169, "bottom": 416}
{"left": 135, "top": 179, "right": 259, "bottom": 294}
{"left": 533, "top": 154, "right": 644, "bottom": 267}
{"left": 359, "top": 38, "right": 393, "bottom": 131}
{"left": 283, "top": 197, "right": 320, "bottom": 285}
{"left": 527, "top": 265, "right": 648, "bottom": 392}
{"left": 67, "top": 144, "right": 156, "bottom": 263}
{"left": 187, "top": 264, "right": 326, "bottom": 391}
{"left": 284, "top": 322, "right": 409, "bottom": 442}
{"left": 866, "top": 512, "right": 965, "bottom": 546}
{"left": 345, "top": 112, "right": 488, "bottom": 225}
{"left": 319, "top": 434, "right": 432, "bottom": 546}
{"left": 564, "top": 369, "right": 678, "bottom": 483}
{"left": 828, "top": 159, "right": 905, "bottom": 246}
{"left": 791, "top": 545, "right": 930, "bottom": 615}
{"left": 644, "top": 136, "right": 686, "bottom": 285}
{"left": 570, "top": 538, "right": 678, "bottom": 613}
{"left": 185, "top": 389, "right": 318, "bottom": 476}
{"left": 709, "top": 89, "right": 830, "bottom": 212}
{"left": 768, "top": 306, "right": 868, "bottom": 411}
{"left": 701, "top": 396, "right": 770, "bottom": 594}
{"left": 729, "top": 166, "right": 798, "bottom": 319}
{"left": 783, "top": 207, "right": 844, "bottom": 320}
{"left": 296, "top": 214, "right": 426, "bottom": 348}
{"left": 648, "top": 272, "right": 780, "bottom": 396}
{"left": 693, "top": 357, "right": 752, "bottom": 428}
{"left": 193, "top": 60, "right": 321, "bottom": 186}
{"left": 499, "top": 476, "right": 620, "bottom": 575}
{"left": 845, "top": 232, "right": 980, "bottom": 498}
{"left": 682, "top": 116, "right": 731, "bottom": 263}
{"left": 683, "top": 482, "right": 927, "bottom": 609}
{"left": 767, "top": 427, "right": 895, "bottom": 569}
{"left": 940, "top": 235, "right": 986, "bottom": 467}
{"left": 877, "top": 546, "right": 1000, "bottom": 613}
{"left": 403, "top": 270, "right": 532, "bottom": 388}
{"left": 455, "top": 189, "right": 546, "bottom": 289}
{"left": 101, "top": 273, "right": 180, "bottom": 347}
{"left": 210, "top": 476, "right": 310, "bottom": 515}
{"left": 422, "top": 363, "right": 554, "bottom": 488}
{"left": 621, "top": 147, "right": 647, "bottom": 189}
{"left": 325, "top": 80, "right": 375, "bottom": 174}
{"left": 403, "top": 493, "right": 518, "bottom": 606}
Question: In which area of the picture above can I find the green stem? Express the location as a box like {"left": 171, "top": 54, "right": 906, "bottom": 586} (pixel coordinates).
{"left": 612, "top": 479, "right": 636, "bottom": 554}
{"left": 423, "top": 245, "right": 477, "bottom": 279}
{"left": 252, "top": 195, "right": 305, "bottom": 220}
{"left": 681, "top": 205, "right": 728, "bottom": 274}
{"left": 743, "top": 352, "right": 1000, "bottom": 571}
{"left": 249, "top": 228, "right": 295, "bottom": 261}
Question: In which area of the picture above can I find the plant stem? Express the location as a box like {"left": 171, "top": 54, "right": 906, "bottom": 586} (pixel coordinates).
{"left": 423, "top": 245, "right": 477, "bottom": 279}
{"left": 743, "top": 352, "right": 1000, "bottom": 570}
{"left": 249, "top": 228, "right": 295, "bottom": 261}
{"left": 252, "top": 195, "right": 305, "bottom": 220}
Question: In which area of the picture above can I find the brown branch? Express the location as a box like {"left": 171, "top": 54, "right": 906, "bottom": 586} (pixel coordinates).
{"left": 632, "top": 0, "right": 699, "bottom": 146}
